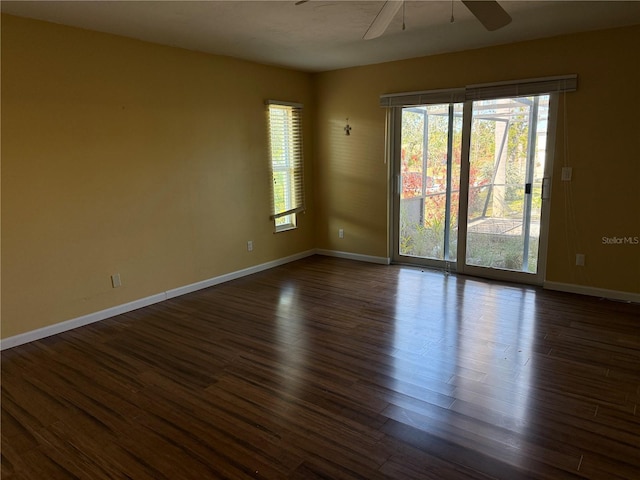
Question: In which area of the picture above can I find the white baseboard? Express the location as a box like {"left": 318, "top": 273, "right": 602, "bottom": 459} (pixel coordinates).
{"left": 543, "top": 281, "right": 640, "bottom": 304}
{"left": 0, "top": 293, "right": 167, "bottom": 351}
{"left": 1, "top": 249, "right": 316, "bottom": 351}
{"left": 166, "top": 249, "right": 315, "bottom": 299}
{"left": 315, "top": 249, "right": 391, "bottom": 265}
{"left": 6, "top": 253, "right": 633, "bottom": 351}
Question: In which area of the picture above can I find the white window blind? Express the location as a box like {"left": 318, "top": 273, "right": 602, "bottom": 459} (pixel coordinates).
{"left": 380, "top": 75, "right": 577, "bottom": 107}
{"left": 465, "top": 75, "right": 577, "bottom": 100}
{"left": 267, "top": 101, "right": 305, "bottom": 228}
{"left": 379, "top": 88, "right": 465, "bottom": 107}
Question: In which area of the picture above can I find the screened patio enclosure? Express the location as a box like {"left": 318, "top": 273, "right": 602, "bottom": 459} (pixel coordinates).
{"left": 399, "top": 95, "right": 550, "bottom": 273}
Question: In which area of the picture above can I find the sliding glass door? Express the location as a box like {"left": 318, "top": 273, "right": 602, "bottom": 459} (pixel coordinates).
{"left": 397, "top": 103, "right": 462, "bottom": 267}
{"left": 464, "top": 95, "right": 550, "bottom": 275}
{"left": 392, "top": 93, "right": 557, "bottom": 285}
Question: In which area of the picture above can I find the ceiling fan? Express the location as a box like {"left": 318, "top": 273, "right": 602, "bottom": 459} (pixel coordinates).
{"left": 295, "top": 1, "right": 512, "bottom": 40}
{"left": 364, "top": 0, "right": 512, "bottom": 39}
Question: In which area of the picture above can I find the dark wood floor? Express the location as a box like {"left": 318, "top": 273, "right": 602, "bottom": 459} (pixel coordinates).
{"left": 2, "top": 255, "right": 639, "bottom": 479}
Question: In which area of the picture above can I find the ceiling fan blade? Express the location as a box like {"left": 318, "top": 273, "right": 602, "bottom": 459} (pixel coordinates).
{"left": 363, "top": 1, "right": 403, "bottom": 40}
{"left": 461, "top": 0, "right": 511, "bottom": 31}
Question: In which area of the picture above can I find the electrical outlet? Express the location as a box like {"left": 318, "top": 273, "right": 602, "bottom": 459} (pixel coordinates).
{"left": 576, "top": 254, "right": 585, "bottom": 266}
{"left": 111, "top": 273, "right": 121, "bottom": 288}
{"left": 338, "top": 229, "right": 344, "bottom": 239}
{"left": 561, "top": 167, "right": 572, "bottom": 181}
{"left": 247, "top": 240, "right": 253, "bottom": 252}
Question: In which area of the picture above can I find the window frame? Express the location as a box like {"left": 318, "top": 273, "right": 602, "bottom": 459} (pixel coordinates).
{"left": 266, "top": 100, "right": 305, "bottom": 233}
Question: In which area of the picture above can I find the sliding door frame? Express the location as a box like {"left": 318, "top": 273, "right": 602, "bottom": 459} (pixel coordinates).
{"left": 456, "top": 94, "right": 559, "bottom": 285}
{"left": 389, "top": 93, "right": 561, "bottom": 286}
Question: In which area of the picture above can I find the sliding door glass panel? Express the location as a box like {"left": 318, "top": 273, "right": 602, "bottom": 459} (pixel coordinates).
{"left": 465, "top": 95, "right": 550, "bottom": 273}
{"left": 399, "top": 104, "right": 462, "bottom": 261}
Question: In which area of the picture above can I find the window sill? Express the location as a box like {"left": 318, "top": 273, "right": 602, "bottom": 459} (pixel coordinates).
{"left": 274, "top": 224, "right": 297, "bottom": 233}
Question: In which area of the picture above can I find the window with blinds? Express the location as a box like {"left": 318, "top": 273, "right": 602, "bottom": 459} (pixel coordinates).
{"left": 267, "top": 101, "right": 304, "bottom": 232}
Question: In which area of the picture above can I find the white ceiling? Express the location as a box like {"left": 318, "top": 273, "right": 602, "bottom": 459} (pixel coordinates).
{"left": 3, "top": 1, "right": 640, "bottom": 72}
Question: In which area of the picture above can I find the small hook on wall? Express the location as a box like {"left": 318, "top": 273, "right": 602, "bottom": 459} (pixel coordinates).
{"left": 344, "top": 118, "right": 352, "bottom": 136}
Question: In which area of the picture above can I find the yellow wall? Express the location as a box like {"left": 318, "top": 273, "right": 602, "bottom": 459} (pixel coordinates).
{"left": 314, "top": 25, "right": 640, "bottom": 294}
{"left": 2, "top": 15, "right": 639, "bottom": 340}
{"left": 1, "top": 15, "right": 316, "bottom": 338}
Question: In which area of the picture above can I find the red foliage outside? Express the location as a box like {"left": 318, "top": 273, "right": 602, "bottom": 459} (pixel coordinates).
{"left": 401, "top": 148, "right": 487, "bottom": 229}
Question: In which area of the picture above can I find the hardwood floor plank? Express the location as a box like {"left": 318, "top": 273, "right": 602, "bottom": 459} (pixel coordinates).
{"left": 381, "top": 418, "right": 546, "bottom": 479}
{"left": 2, "top": 255, "right": 639, "bottom": 479}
